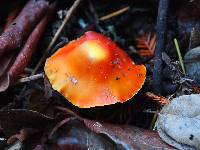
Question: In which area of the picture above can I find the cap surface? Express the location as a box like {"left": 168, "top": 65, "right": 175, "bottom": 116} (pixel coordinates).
{"left": 44, "top": 31, "right": 146, "bottom": 108}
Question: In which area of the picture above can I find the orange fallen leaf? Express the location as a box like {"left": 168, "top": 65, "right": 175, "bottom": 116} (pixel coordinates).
{"left": 146, "top": 92, "right": 169, "bottom": 105}
{"left": 136, "top": 33, "right": 156, "bottom": 58}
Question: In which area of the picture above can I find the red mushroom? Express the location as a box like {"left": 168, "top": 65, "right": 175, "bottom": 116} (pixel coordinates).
{"left": 44, "top": 31, "right": 146, "bottom": 108}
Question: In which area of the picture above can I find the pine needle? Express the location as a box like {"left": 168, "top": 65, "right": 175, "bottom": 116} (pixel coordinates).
{"left": 100, "top": 6, "right": 130, "bottom": 21}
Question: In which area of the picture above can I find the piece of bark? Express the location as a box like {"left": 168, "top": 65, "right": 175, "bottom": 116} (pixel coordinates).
{"left": 0, "top": 2, "right": 57, "bottom": 92}
{"left": 0, "top": 0, "right": 49, "bottom": 57}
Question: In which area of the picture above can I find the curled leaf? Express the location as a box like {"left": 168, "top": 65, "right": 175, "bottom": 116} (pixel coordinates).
{"left": 157, "top": 94, "right": 200, "bottom": 150}
{"left": 0, "top": 2, "right": 57, "bottom": 92}
{"left": 0, "top": 0, "right": 49, "bottom": 57}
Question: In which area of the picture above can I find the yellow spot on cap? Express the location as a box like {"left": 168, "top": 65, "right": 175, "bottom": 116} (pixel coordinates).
{"left": 79, "top": 40, "right": 108, "bottom": 62}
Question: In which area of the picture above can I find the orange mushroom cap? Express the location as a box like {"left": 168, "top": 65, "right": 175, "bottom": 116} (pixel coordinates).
{"left": 44, "top": 31, "right": 146, "bottom": 108}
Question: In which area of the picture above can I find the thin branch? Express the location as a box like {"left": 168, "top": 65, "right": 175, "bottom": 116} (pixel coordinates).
{"left": 99, "top": 6, "right": 130, "bottom": 21}
{"left": 15, "top": 73, "right": 44, "bottom": 84}
{"left": 153, "top": 0, "right": 169, "bottom": 94}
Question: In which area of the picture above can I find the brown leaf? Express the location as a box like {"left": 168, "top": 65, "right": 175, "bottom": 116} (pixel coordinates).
{"left": 7, "top": 128, "right": 38, "bottom": 144}
{"left": 0, "top": 53, "right": 16, "bottom": 78}
{"left": 0, "top": 0, "right": 49, "bottom": 57}
{"left": 48, "top": 117, "right": 173, "bottom": 150}
{"left": 0, "top": 2, "right": 57, "bottom": 92}
{"left": 0, "top": 109, "right": 54, "bottom": 136}
{"left": 48, "top": 119, "right": 99, "bottom": 150}
{"left": 192, "top": 85, "right": 200, "bottom": 94}
{"left": 136, "top": 32, "right": 156, "bottom": 58}
{"left": 83, "top": 119, "right": 173, "bottom": 150}
{"left": 8, "top": 1, "right": 57, "bottom": 82}
{"left": 48, "top": 107, "right": 173, "bottom": 150}
{"left": 157, "top": 94, "right": 200, "bottom": 150}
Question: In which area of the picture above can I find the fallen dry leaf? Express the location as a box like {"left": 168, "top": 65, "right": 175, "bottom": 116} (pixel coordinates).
{"left": 7, "top": 128, "right": 38, "bottom": 144}
{"left": 0, "top": 109, "right": 54, "bottom": 136}
{"left": 48, "top": 107, "right": 173, "bottom": 150}
{"left": 157, "top": 94, "right": 200, "bottom": 150}
{"left": 146, "top": 92, "right": 169, "bottom": 105}
{"left": 136, "top": 32, "right": 156, "bottom": 58}
{"left": 0, "top": 0, "right": 49, "bottom": 57}
{"left": 0, "top": 1, "right": 57, "bottom": 92}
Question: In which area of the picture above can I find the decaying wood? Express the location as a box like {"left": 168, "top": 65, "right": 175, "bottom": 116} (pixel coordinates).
{"left": 153, "top": 0, "right": 169, "bottom": 94}
{"left": 0, "top": 2, "right": 57, "bottom": 92}
{"left": 0, "top": 0, "right": 49, "bottom": 57}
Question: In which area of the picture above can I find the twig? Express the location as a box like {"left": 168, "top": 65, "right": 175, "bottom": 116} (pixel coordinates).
{"left": 32, "top": 0, "right": 82, "bottom": 75}
{"left": 174, "top": 38, "right": 186, "bottom": 74}
{"left": 153, "top": 0, "right": 169, "bottom": 94}
{"left": 100, "top": 6, "right": 130, "bottom": 21}
{"left": 15, "top": 73, "right": 44, "bottom": 84}
{"left": 88, "top": 0, "right": 99, "bottom": 24}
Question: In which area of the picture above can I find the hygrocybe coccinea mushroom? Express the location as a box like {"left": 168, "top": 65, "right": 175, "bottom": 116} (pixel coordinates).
{"left": 44, "top": 31, "right": 146, "bottom": 108}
